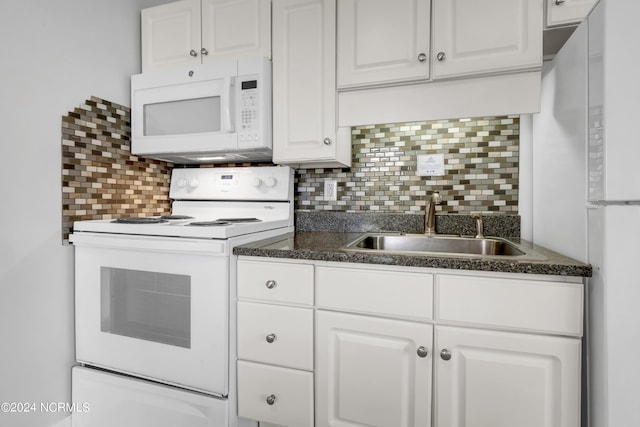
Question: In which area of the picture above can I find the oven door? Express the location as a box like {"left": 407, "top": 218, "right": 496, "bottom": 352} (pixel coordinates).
{"left": 72, "top": 233, "right": 229, "bottom": 396}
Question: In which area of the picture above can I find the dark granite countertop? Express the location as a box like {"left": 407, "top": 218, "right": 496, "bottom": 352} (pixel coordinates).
{"left": 234, "top": 231, "right": 592, "bottom": 277}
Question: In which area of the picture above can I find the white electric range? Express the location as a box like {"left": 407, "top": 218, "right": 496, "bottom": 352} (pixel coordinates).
{"left": 69, "top": 166, "right": 293, "bottom": 427}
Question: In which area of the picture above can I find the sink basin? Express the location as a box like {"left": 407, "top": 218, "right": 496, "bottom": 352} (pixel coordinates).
{"left": 342, "top": 233, "right": 545, "bottom": 260}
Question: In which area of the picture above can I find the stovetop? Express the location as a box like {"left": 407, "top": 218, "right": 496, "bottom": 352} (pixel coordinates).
{"left": 112, "top": 216, "right": 261, "bottom": 225}
{"left": 71, "top": 166, "right": 294, "bottom": 240}
{"left": 72, "top": 201, "right": 293, "bottom": 239}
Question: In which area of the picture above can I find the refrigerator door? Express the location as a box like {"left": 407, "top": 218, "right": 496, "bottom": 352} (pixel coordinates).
{"left": 587, "top": 205, "right": 640, "bottom": 427}
{"left": 588, "top": 2, "right": 640, "bottom": 201}
{"left": 71, "top": 366, "right": 228, "bottom": 427}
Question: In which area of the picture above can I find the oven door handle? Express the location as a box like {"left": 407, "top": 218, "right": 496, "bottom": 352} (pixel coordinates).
{"left": 69, "top": 233, "right": 226, "bottom": 255}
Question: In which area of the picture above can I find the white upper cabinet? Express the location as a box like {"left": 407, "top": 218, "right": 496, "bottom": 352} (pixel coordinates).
{"left": 200, "top": 0, "right": 271, "bottom": 59}
{"left": 337, "top": 0, "right": 431, "bottom": 88}
{"left": 432, "top": 0, "right": 543, "bottom": 79}
{"left": 272, "top": 0, "right": 351, "bottom": 168}
{"left": 546, "top": 0, "right": 597, "bottom": 27}
{"left": 141, "top": 0, "right": 271, "bottom": 73}
{"left": 142, "top": 0, "right": 201, "bottom": 71}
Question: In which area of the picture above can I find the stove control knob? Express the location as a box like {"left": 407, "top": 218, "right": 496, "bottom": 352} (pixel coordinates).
{"left": 264, "top": 177, "right": 277, "bottom": 187}
{"left": 188, "top": 178, "right": 199, "bottom": 189}
{"left": 252, "top": 177, "right": 263, "bottom": 187}
{"left": 176, "top": 177, "right": 188, "bottom": 187}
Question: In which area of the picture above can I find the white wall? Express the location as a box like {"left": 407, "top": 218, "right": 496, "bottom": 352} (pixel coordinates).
{"left": 0, "top": 1, "right": 172, "bottom": 426}
{"left": 530, "top": 27, "right": 588, "bottom": 264}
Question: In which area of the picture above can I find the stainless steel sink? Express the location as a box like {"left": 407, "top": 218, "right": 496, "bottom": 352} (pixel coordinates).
{"left": 342, "top": 233, "right": 546, "bottom": 260}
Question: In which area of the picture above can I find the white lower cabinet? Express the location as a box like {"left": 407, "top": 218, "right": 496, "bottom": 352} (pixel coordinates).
{"left": 237, "top": 360, "right": 314, "bottom": 427}
{"left": 237, "top": 301, "right": 313, "bottom": 370}
{"left": 236, "top": 257, "right": 584, "bottom": 427}
{"left": 316, "top": 310, "right": 433, "bottom": 427}
{"left": 236, "top": 259, "right": 315, "bottom": 427}
{"left": 434, "top": 325, "right": 581, "bottom": 427}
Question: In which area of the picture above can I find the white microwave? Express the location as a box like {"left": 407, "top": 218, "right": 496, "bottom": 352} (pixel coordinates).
{"left": 131, "top": 57, "right": 271, "bottom": 164}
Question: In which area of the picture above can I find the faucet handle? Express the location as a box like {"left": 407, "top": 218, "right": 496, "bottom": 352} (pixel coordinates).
{"left": 431, "top": 191, "right": 442, "bottom": 204}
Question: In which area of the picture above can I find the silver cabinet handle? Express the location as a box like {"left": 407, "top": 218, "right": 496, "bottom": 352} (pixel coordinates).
{"left": 323, "top": 138, "right": 332, "bottom": 146}
{"left": 440, "top": 349, "right": 452, "bottom": 361}
{"left": 555, "top": 0, "right": 565, "bottom": 5}
{"left": 417, "top": 346, "right": 429, "bottom": 358}
{"left": 418, "top": 53, "right": 427, "bottom": 62}
{"left": 265, "top": 280, "right": 277, "bottom": 289}
{"left": 266, "top": 334, "right": 277, "bottom": 343}
{"left": 200, "top": 47, "right": 209, "bottom": 56}
{"left": 436, "top": 52, "right": 446, "bottom": 61}
{"left": 266, "top": 394, "right": 276, "bottom": 405}
{"left": 189, "top": 49, "right": 198, "bottom": 57}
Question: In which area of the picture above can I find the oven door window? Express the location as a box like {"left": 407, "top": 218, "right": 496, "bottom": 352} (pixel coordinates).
{"left": 100, "top": 267, "right": 191, "bottom": 349}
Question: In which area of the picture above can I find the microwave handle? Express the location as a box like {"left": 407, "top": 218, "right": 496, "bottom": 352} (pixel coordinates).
{"left": 222, "top": 76, "right": 234, "bottom": 133}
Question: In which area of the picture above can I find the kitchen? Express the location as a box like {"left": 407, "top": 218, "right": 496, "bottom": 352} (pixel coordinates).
{"left": 0, "top": 1, "right": 637, "bottom": 427}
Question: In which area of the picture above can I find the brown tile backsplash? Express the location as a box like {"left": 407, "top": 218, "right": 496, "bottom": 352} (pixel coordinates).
{"left": 61, "top": 97, "right": 173, "bottom": 242}
{"left": 295, "top": 116, "right": 520, "bottom": 214}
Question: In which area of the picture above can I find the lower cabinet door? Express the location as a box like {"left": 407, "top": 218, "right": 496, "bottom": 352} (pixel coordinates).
{"left": 434, "top": 325, "right": 581, "bottom": 427}
{"left": 316, "top": 310, "right": 433, "bottom": 427}
{"left": 237, "top": 360, "right": 314, "bottom": 427}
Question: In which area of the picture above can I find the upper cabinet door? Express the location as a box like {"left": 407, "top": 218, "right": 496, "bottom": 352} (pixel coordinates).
{"left": 200, "top": 0, "right": 271, "bottom": 61}
{"left": 272, "top": 0, "right": 340, "bottom": 164}
{"left": 432, "top": 0, "right": 543, "bottom": 79}
{"left": 141, "top": 0, "right": 202, "bottom": 72}
{"left": 546, "top": 0, "right": 597, "bottom": 27}
{"left": 337, "top": 0, "right": 431, "bottom": 88}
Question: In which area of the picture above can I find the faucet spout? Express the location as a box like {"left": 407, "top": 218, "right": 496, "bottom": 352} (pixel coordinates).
{"left": 470, "top": 212, "right": 484, "bottom": 239}
{"left": 424, "top": 191, "right": 442, "bottom": 235}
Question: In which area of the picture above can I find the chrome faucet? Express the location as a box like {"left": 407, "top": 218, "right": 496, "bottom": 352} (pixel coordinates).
{"left": 424, "top": 191, "right": 442, "bottom": 235}
{"left": 470, "top": 212, "right": 484, "bottom": 239}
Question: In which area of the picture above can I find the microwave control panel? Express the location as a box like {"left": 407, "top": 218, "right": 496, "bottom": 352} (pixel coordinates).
{"left": 238, "top": 78, "right": 260, "bottom": 144}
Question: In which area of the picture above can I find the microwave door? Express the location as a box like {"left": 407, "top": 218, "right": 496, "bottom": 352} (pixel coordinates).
{"left": 132, "top": 76, "right": 237, "bottom": 156}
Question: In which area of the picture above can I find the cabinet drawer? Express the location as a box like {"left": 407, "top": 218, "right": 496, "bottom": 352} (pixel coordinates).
{"left": 237, "top": 259, "right": 314, "bottom": 305}
{"left": 316, "top": 266, "right": 433, "bottom": 319}
{"left": 237, "top": 360, "right": 314, "bottom": 427}
{"left": 436, "top": 275, "right": 584, "bottom": 336}
{"left": 237, "top": 301, "right": 313, "bottom": 370}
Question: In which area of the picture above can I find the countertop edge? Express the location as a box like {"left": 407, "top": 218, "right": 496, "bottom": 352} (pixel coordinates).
{"left": 233, "top": 232, "right": 593, "bottom": 278}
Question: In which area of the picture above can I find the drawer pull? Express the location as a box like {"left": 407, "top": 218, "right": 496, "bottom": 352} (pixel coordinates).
{"left": 440, "top": 349, "right": 452, "bottom": 361}
{"left": 266, "top": 333, "right": 277, "bottom": 343}
{"left": 417, "top": 346, "right": 429, "bottom": 358}
{"left": 265, "top": 280, "right": 277, "bottom": 289}
{"left": 266, "top": 394, "right": 277, "bottom": 405}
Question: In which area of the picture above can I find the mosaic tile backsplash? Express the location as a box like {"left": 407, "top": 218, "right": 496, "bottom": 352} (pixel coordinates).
{"left": 61, "top": 97, "right": 173, "bottom": 242}
{"left": 61, "top": 97, "right": 520, "bottom": 242}
{"left": 296, "top": 116, "right": 519, "bottom": 214}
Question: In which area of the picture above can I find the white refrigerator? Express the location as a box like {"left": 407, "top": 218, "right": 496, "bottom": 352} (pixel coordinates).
{"left": 532, "top": 1, "right": 640, "bottom": 426}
